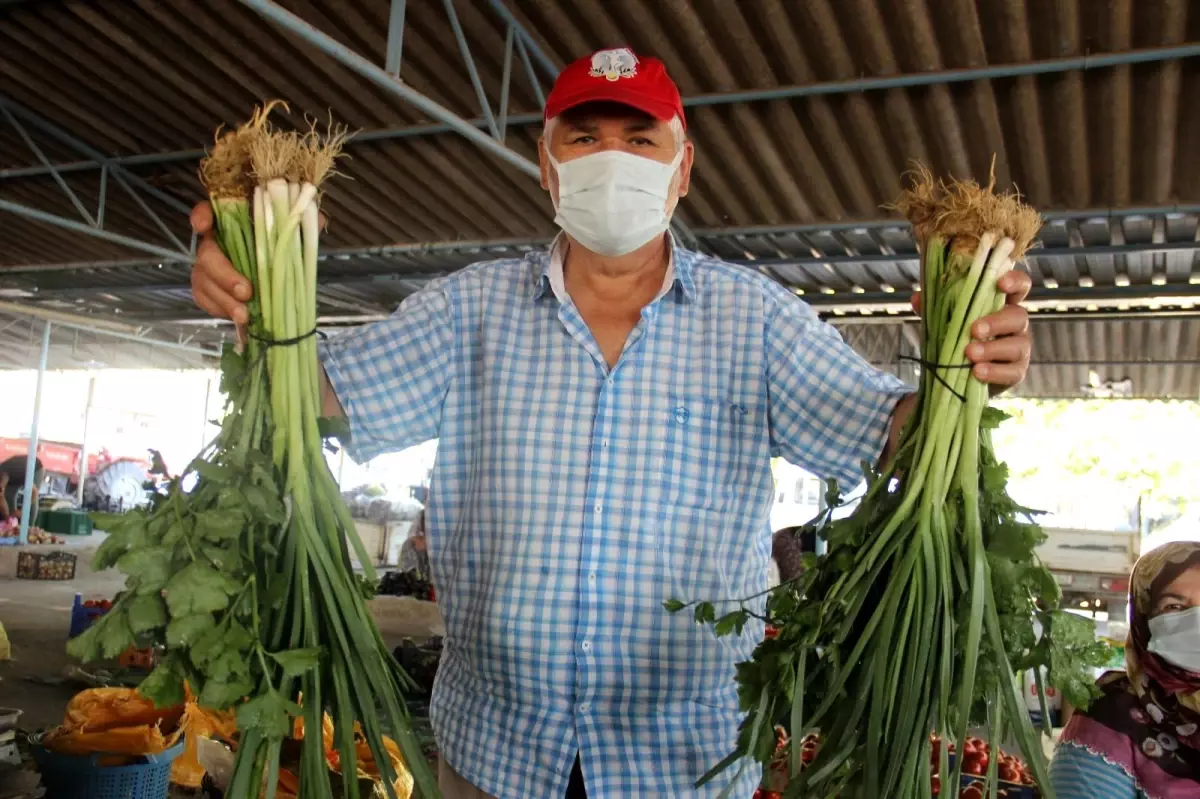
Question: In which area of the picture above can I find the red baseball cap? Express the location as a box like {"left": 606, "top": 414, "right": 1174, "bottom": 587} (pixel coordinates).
{"left": 544, "top": 48, "right": 686, "bottom": 130}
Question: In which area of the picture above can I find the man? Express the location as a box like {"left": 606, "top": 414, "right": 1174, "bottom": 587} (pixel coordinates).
{"left": 190, "top": 48, "right": 1033, "bottom": 799}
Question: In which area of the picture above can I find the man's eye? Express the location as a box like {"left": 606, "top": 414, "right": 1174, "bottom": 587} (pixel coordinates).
{"left": 631, "top": 137, "right": 654, "bottom": 146}
{"left": 569, "top": 136, "right": 595, "bottom": 144}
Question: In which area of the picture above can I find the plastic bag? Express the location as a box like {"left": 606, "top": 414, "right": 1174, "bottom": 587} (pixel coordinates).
{"left": 41, "top": 687, "right": 235, "bottom": 787}
{"left": 279, "top": 712, "right": 414, "bottom": 799}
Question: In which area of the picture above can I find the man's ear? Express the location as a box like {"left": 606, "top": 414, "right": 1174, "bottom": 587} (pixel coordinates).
{"left": 676, "top": 140, "right": 695, "bottom": 198}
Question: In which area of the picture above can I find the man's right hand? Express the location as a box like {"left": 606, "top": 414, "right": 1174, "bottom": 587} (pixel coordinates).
{"left": 190, "top": 201, "right": 253, "bottom": 325}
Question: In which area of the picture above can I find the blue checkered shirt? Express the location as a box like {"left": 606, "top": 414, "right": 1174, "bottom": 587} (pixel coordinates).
{"left": 319, "top": 238, "right": 909, "bottom": 798}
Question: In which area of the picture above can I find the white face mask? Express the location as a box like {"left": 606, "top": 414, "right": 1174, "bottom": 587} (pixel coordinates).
{"left": 1148, "top": 606, "right": 1200, "bottom": 672}
{"left": 548, "top": 149, "right": 683, "bottom": 257}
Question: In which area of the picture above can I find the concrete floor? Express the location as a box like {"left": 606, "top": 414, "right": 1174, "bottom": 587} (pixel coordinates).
{"left": 0, "top": 539, "right": 125, "bottom": 730}
{"left": 0, "top": 536, "right": 445, "bottom": 733}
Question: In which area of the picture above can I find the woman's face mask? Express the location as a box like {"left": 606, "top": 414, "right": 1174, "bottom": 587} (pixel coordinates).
{"left": 1149, "top": 606, "right": 1200, "bottom": 672}
{"left": 548, "top": 148, "right": 683, "bottom": 257}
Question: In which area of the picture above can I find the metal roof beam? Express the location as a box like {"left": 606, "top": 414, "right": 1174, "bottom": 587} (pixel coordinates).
{"left": 0, "top": 97, "right": 193, "bottom": 215}
{"left": 5, "top": 43, "right": 1197, "bottom": 180}
{"left": 0, "top": 199, "right": 191, "bottom": 261}
{"left": 239, "top": 0, "right": 541, "bottom": 179}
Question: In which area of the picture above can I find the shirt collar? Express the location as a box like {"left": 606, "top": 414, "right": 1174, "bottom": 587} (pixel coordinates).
{"left": 531, "top": 233, "right": 695, "bottom": 303}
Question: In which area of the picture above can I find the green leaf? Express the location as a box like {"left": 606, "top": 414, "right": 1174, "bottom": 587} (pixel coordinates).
{"left": 194, "top": 509, "right": 246, "bottom": 542}
{"left": 242, "top": 484, "right": 286, "bottom": 524}
{"left": 198, "top": 675, "right": 255, "bottom": 710}
{"left": 662, "top": 598, "right": 686, "bottom": 613}
{"left": 162, "top": 518, "right": 189, "bottom": 547}
{"left": 218, "top": 344, "right": 245, "bottom": 397}
{"left": 1045, "top": 610, "right": 1110, "bottom": 710}
{"left": 191, "top": 459, "right": 235, "bottom": 485}
{"left": 127, "top": 594, "right": 169, "bottom": 635}
{"left": 200, "top": 543, "right": 239, "bottom": 571}
{"left": 98, "top": 611, "right": 136, "bottom": 659}
{"left": 67, "top": 622, "right": 103, "bottom": 662}
{"left": 693, "top": 602, "right": 716, "bottom": 625}
{"left": 986, "top": 517, "right": 1046, "bottom": 562}
{"left": 92, "top": 531, "right": 129, "bottom": 571}
{"left": 164, "top": 563, "right": 238, "bottom": 617}
{"left": 714, "top": 610, "right": 749, "bottom": 638}
{"left": 139, "top": 654, "right": 187, "bottom": 708}
{"left": 268, "top": 647, "right": 322, "bottom": 678}
{"left": 191, "top": 617, "right": 253, "bottom": 679}
{"left": 89, "top": 511, "right": 142, "bottom": 535}
{"left": 237, "top": 692, "right": 302, "bottom": 739}
{"left": 116, "top": 547, "right": 175, "bottom": 593}
{"left": 167, "top": 613, "right": 215, "bottom": 649}
{"left": 980, "top": 406, "right": 1012, "bottom": 430}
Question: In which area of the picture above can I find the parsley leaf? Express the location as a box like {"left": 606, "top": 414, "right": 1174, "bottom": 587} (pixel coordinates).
{"left": 127, "top": 594, "right": 169, "bottom": 635}
{"left": 117, "top": 547, "right": 175, "bottom": 594}
{"left": 98, "top": 611, "right": 136, "bottom": 659}
{"left": 199, "top": 675, "right": 255, "bottom": 710}
{"left": 237, "top": 692, "right": 302, "bottom": 739}
{"left": 1044, "top": 610, "right": 1110, "bottom": 708}
{"left": 164, "top": 563, "right": 238, "bottom": 617}
{"left": 166, "top": 613, "right": 215, "bottom": 648}
{"left": 139, "top": 654, "right": 187, "bottom": 708}
{"left": 194, "top": 509, "right": 246, "bottom": 543}
{"left": 268, "top": 647, "right": 322, "bottom": 678}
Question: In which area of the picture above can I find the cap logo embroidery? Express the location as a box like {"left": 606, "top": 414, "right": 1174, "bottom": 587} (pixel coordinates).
{"left": 589, "top": 48, "right": 638, "bottom": 82}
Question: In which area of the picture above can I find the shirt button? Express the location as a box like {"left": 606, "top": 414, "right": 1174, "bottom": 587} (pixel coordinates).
{"left": 602, "top": 439, "right": 609, "bottom": 449}
{"left": 588, "top": 573, "right": 596, "bottom": 583}
{"left": 594, "top": 503, "right": 602, "bottom": 514}
{"left": 581, "top": 640, "right": 592, "bottom": 652}
{"left": 579, "top": 703, "right": 591, "bottom": 713}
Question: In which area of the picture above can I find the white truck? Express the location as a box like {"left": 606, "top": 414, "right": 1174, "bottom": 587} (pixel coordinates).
{"left": 1036, "top": 526, "right": 1138, "bottom": 625}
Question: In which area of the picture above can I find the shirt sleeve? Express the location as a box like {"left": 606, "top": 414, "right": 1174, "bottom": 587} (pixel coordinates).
{"left": 318, "top": 284, "right": 455, "bottom": 462}
{"left": 1050, "top": 742, "right": 1139, "bottom": 799}
{"left": 764, "top": 295, "right": 912, "bottom": 489}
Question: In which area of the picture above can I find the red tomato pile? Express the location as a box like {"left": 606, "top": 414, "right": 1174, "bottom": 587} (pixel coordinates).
{"left": 761, "top": 730, "right": 1034, "bottom": 798}
{"left": 82, "top": 599, "right": 113, "bottom": 610}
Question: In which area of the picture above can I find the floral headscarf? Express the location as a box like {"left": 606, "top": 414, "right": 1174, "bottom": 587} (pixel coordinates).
{"left": 1060, "top": 542, "right": 1200, "bottom": 795}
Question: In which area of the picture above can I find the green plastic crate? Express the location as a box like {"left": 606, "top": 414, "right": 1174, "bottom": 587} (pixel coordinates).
{"left": 35, "top": 509, "right": 93, "bottom": 536}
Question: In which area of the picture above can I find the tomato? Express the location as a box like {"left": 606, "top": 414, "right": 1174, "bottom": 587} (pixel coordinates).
{"left": 764, "top": 625, "right": 780, "bottom": 640}
{"left": 960, "top": 785, "right": 984, "bottom": 799}
{"left": 752, "top": 791, "right": 781, "bottom": 799}
{"left": 999, "top": 764, "right": 1020, "bottom": 783}
{"left": 931, "top": 775, "right": 941, "bottom": 796}
{"left": 962, "top": 752, "right": 988, "bottom": 776}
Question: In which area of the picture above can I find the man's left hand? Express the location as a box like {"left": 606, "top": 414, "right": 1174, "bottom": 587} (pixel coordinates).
{"left": 912, "top": 270, "right": 1033, "bottom": 393}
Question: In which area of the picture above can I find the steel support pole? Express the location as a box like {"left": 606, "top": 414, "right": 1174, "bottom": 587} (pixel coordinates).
{"left": 76, "top": 374, "right": 96, "bottom": 506}
{"left": 443, "top": 0, "right": 499, "bottom": 138}
{"left": 385, "top": 0, "right": 407, "bottom": 77}
{"left": 480, "top": 0, "right": 559, "bottom": 78}
{"left": 1, "top": 104, "right": 96, "bottom": 226}
{"left": 239, "top": 0, "right": 541, "bottom": 179}
{"left": 498, "top": 26, "right": 515, "bottom": 140}
{"left": 0, "top": 199, "right": 190, "bottom": 260}
{"left": 19, "top": 321, "right": 51, "bottom": 545}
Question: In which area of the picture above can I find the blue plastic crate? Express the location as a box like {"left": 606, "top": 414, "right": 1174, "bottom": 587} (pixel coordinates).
{"left": 31, "top": 737, "right": 184, "bottom": 799}
{"left": 68, "top": 593, "right": 110, "bottom": 639}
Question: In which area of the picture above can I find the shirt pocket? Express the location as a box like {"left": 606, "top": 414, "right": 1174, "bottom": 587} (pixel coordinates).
{"left": 653, "top": 392, "right": 760, "bottom": 514}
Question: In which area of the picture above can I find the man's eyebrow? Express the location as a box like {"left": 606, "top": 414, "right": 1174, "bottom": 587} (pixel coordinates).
{"left": 624, "top": 119, "right": 657, "bottom": 133}
{"left": 563, "top": 119, "right": 599, "bottom": 132}
{"left": 1158, "top": 592, "right": 1190, "bottom": 602}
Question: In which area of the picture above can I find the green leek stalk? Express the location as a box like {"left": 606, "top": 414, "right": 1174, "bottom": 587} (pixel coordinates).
{"left": 680, "top": 171, "right": 1073, "bottom": 799}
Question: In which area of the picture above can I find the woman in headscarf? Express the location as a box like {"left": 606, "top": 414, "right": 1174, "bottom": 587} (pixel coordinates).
{"left": 1050, "top": 541, "right": 1200, "bottom": 798}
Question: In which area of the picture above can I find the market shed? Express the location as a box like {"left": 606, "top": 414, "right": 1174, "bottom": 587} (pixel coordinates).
{"left": 1, "top": 0, "right": 1198, "bottom": 398}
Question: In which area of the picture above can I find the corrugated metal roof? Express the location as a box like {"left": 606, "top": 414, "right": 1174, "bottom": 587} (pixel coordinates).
{"left": 0, "top": 0, "right": 1198, "bottom": 397}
